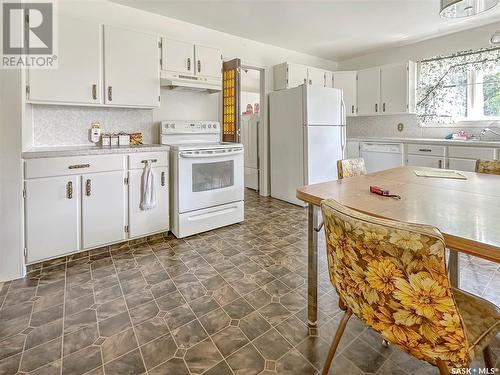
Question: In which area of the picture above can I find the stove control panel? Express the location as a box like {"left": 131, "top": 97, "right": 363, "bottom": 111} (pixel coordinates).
{"left": 161, "top": 120, "right": 220, "bottom": 134}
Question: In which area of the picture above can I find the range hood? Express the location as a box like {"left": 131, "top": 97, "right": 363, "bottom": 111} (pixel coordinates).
{"left": 160, "top": 71, "right": 221, "bottom": 93}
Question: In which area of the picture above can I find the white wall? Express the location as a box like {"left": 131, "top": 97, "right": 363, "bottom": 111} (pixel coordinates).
{"left": 338, "top": 21, "right": 500, "bottom": 70}
{"left": 0, "top": 69, "right": 25, "bottom": 282}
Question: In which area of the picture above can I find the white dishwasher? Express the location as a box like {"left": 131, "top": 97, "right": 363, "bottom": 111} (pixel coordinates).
{"left": 360, "top": 142, "right": 404, "bottom": 173}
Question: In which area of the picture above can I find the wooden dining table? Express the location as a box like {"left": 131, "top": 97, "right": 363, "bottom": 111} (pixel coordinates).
{"left": 296, "top": 166, "right": 500, "bottom": 332}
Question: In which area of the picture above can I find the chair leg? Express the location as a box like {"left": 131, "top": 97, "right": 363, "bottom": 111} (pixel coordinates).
{"left": 436, "top": 359, "right": 450, "bottom": 375}
{"left": 483, "top": 346, "right": 494, "bottom": 369}
{"left": 322, "top": 309, "right": 352, "bottom": 375}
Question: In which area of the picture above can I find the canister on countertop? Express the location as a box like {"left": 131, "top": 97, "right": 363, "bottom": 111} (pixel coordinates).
{"left": 110, "top": 134, "right": 119, "bottom": 147}
{"left": 118, "top": 132, "right": 130, "bottom": 146}
{"left": 130, "top": 132, "right": 143, "bottom": 145}
{"left": 101, "top": 133, "right": 111, "bottom": 146}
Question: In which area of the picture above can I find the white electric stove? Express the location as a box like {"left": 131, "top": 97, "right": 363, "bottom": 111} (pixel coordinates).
{"left": 161, "top": 120, "right": 244, "bottom": 238}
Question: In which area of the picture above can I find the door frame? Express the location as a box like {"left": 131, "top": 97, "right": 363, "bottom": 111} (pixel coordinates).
{"left": 240, "top": 64, "right": 268, "bottom": 197}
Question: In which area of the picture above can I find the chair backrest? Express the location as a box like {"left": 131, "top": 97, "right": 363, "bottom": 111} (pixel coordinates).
{"left": 337, "top": 158, "right": 367, "bottom": 179}
{"left": 475, "top": 159, "right": 500, "bottom": 175}
{"left": 321, "top": 199, "right": 470, "bottom": 368}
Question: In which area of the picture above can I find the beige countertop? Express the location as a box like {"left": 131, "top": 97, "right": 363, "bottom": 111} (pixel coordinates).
{"left": 22, "top": 144, "right": 169, "bottom": 159}
{"left": 347, "top": 137, "right": 500, "bottom": 147}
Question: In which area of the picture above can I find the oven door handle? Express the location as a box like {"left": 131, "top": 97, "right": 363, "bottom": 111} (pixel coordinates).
{"left": 179, "top": 150, "right": 243, "bottom": 158}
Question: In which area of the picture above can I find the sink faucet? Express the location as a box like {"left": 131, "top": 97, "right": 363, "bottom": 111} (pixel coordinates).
{"left": 480, "top": 122, "right": 500, "bottom": 138}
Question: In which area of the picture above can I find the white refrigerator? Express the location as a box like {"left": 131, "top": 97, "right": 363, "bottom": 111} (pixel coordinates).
{"left": 269, "top": 84, "right": 346, "bottom": 206}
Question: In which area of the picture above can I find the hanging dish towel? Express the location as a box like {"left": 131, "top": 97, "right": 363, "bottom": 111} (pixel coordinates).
{"left": 140, "top": 161, "right": 157, "bottom": 210}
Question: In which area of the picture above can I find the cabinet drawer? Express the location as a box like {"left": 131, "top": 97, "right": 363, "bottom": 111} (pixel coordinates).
{"left": 407, "top": 144, "right": 446, "bottom": 156}
{"left": 25, "top": 155, "right": 126, "bottom": 179}
{"left": 128, "top": 152, "right": 168, "bottom": 169}
{"left": 448, "top": 146, "right": 495, "bottom": 160}
{"left": 407, "top": 155, "right": 444, "bottom": 169}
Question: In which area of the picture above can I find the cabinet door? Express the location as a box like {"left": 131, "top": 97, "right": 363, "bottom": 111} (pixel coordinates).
{"left": 380, "top": 63, "right": 408, "bottom": 114}
{"left": 346, "top": 141, "right": 360, "bottom": 158}
{"left": 307, "top": 68, "right": 326, "bottom": 87}
{"left": 448, "top": 158, "right": 477, "bottom": 172}
{"left": 81, "top": 171, "right": 126, "bottom": 249}
{"left": 195, "top": 45, "right": 222, "bottom": 78}
{"left": 407, "top": 155, "right": 444, "bottom": 169}
{"left": 324, "top": 71, "right": 333, "bottom": 88}
{"left": 25, "top": 176, "right": 80, "bottom": 263}
{"left": 333, "top": 72, "right": 357, "bottom": 116}
{"left": 287, "top": 64, "right": 308, "bottom": 87}
{"left": 104, "top": 25, "right": 160, "bottom": 107}
{"left": 357, "top": 67, "right": 380, "bottom": 115}
{"left": 28, "top": 16, "right": 101, "bottom": 104}
{"left": 162, "top": 38, "right": 194, "bottom": 75}
{"left": 128, "top": 167, "right": 169, "bottom": 238}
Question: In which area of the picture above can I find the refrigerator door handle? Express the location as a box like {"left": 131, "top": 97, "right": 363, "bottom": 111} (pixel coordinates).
{"left": 340, "top": 96, "right": 347, "bottom": 158}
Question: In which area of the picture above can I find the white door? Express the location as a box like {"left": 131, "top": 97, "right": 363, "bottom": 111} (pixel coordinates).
{"left": 194, "top": 45, "right": 222, "bottom": 78}
{"left": 306, "top": 126, "right": 343, "bottom": 184}
{"left": 287, "top": 64, "right": 308, "bottom": 87}
{"left": 333, "top": 72, "right": 357, "bottom": 116}
{"left": 307, "top": 68, "right": 326, "bottom": 87}
{"left": 381, "top": 63, "right": 408, "bottom": 114}
{"left": 162, "top": 38, "right": 194, "bottom": 74}
{"left": 28, "top": 16, "right": 102, "bottom": 104}
{"left": 81, "top": 171, "right": 126, "bottom": 249}
{"left": 304, "top": 86, "right": 342, "bottom": 125}
{"left": 178, "top": 149, "right": 244, "bottom": 213}
{"left": 104, "top": 25, "right": 160, "bottom": 107}
{"left": 448, "top": 158, "right": 477, "bottom": 172}
{"left": 128, "top": 167, "right": 169, "bottom": 238}
{"left": 25, "top": 176, "right": 80, "bottom": 263}
{"left": 407, "top": 155, "right": 444, "bottom": 169}
{"left": 357, "top": 67, "right": 381, "bottom": 115}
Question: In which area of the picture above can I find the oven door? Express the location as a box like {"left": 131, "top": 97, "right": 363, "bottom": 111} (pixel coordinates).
{"left": 178, "top": 147, "right": 244, "bottom": 213}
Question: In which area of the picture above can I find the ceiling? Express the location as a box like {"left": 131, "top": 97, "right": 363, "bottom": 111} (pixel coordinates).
{"left": 110, "top": 0, "right": 500, "bottom": 61}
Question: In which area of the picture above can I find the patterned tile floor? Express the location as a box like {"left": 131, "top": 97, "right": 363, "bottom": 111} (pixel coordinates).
{"left": 0, "top": 190, "right": 498, "bottom": 375}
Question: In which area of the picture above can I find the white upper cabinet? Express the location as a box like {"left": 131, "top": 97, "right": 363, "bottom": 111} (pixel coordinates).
{"left": 307, "top": 67, "right": 326, "bottom": 87}
{"left": 357, "top": 67, "right": 381, "bottom": 116}
{"left": 325, "top": 71, "right": 333, "bottom": 88}
{"left": 194, "top": 45, "right": 222, "bottom": 78}
{"left": 28, "top": 16, "right": 102, "bottom": 105}
{"left": 380, "top": 62, "right": 414, "bottom": 114}
{"left": 333, "top": 71, "right": 357, "bottom": 117}
{"left": 103, "top": 25, "right": 160, "bottom": 107}
{"left": 162, "top": 38, "right": 194, "bottom": 75}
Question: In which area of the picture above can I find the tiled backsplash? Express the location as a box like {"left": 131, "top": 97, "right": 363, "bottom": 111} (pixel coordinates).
{"left": 347, "top": 114, "right": 490, "bottom": 139}
{"left": 31, "top": 105, "right": 156, "bottom": 147}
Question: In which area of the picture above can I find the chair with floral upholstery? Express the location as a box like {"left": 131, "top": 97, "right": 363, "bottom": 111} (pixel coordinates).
{"left": 320, "top": 199, "right": 500, "bottom": 375}
{"left": 475, "top": 160, "right": 500, "bottom": 175}
{"left": 337, "top": 158, "right": 367, "bottom": 180}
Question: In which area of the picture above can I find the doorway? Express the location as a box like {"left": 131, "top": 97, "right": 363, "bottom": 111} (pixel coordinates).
{"left": 240, "top": 65, "right": 268, "bottom": 196}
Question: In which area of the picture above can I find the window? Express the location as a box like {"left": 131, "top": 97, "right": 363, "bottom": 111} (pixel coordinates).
{"left": 417, "top": 48, "right": 500, "bottom": 125}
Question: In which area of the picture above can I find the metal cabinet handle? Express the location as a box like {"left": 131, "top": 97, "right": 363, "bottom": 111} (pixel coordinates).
{"left": 303, "top": 78, "right": 307, "bottom": 84}
{"left": 107, "top": 86, "right": 112, "bottom": 101}
{"left": 85, "top": 179, "right": 91, "bottom": 196}
{"left": 351, "top": 105, "right": 355, "bottom": 114}
{"left": 67, "top": 181, "right": 73, "bottom": 199}
{"left": 383, "top": 103, "right": 386, "bottom": 112}
{"left": 375, "top": 103, "right": 378, "bottom": 112}
{"left": 161, "top": 171, "right": 166, "bottom": 186}
{"left": 418, "top": 149, "right": 432, "bottom": 152}
{"left": 187, "top": 58, "right": 191, "bottom": 71}
{"left": 309, "top": 79, "right": 312, "bottom": 85}
{"left": 438, "top": 159, "right": 443, "bottom": 169}
{"left": 68, "top": 164, "right": 90, "bottom": 169}
{"left": 92, "top": 84, "right": 97, "bottom": 100}
{"left": 197, "top": 60, "right": 201, "bottom": 73}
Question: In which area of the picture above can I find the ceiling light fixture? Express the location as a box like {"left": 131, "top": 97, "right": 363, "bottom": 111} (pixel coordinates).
{"left": 491, "top": 31, "right": 500, "bottom": 45}
{"left": 440, "top": 0, "right": 499, "bottom": 18}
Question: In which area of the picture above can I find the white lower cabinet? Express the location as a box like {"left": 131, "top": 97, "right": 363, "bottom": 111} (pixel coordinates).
{"left": 25, "top": 176, "right": 80, "bottom": 263}
{"left": 81, "top": 172, "right": 127, "bottom": 249}
{"left": 128, "top": 167, "right": 169, "bottom": 238}
{"left": 448, "top": 158, "right": 477, "bottom": 172}
{"left": 407, "top": 155, "right": 445, "bottom": 169}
